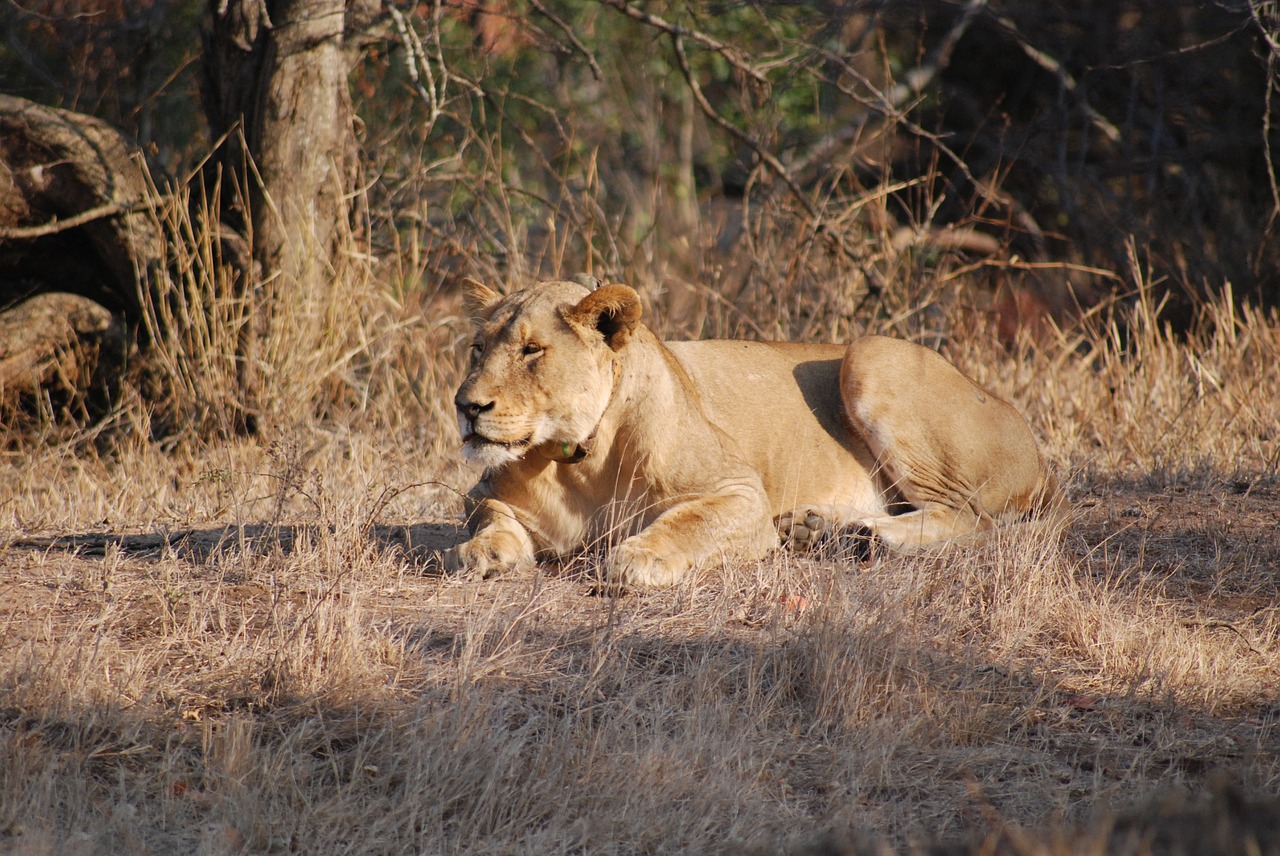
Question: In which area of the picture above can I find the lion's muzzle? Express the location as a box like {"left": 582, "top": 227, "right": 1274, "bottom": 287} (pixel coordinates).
{"left": 455, "top": 390, "right": 493, "bottom": 423}
{"left": 455, "top": 390, "right": 537, "bottom": 467}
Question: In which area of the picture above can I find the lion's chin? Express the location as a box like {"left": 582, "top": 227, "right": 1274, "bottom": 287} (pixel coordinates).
{"left": 461, "top": 434, "right": 532, "bottom": 469}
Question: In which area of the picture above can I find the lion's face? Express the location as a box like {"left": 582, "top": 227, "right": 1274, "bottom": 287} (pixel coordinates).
{"left": 454, "top": 280, "right": 641, "bottom": 470}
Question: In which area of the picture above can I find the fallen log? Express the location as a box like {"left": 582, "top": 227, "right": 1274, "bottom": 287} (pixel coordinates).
{"left": 0, "top": 292, "right": 126, "bottom": 415}
{"left": 0, "top": 95, "right": 162, "bottom": 416}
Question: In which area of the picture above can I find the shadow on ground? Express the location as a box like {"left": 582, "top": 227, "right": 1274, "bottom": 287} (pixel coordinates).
{"left": 7, "top": 521, "right": 468, "bottom": 570}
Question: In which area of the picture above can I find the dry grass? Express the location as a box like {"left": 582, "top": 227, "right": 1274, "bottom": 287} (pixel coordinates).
{"left": 1, "top": 179, "right": 1279, "bottom": 855}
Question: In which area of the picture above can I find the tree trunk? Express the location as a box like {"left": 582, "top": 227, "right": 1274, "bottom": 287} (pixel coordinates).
{"left": 202, "top": 0, "right": 370, "bottom": 422}
{"left": 207, "top": 0, "right": 359, "bottom": 288}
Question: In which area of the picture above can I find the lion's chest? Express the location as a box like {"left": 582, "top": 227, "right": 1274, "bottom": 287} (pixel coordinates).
{"left": 504, "top": 452, "right": 663, "bottom": 553}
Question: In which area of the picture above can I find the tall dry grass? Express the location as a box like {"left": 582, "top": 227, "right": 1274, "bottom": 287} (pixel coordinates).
{"left": 1, "top": 168, "right": 1279, "bottom": 856}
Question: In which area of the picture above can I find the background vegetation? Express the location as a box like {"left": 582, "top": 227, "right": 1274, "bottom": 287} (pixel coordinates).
{"left": 3, "top": 0, "right": 1277, "bottom": 433}
{"left": 0, "top": 1, "right": 1278, "bottom": 853}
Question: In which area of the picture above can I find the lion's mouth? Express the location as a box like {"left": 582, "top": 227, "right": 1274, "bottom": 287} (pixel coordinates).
{"left": 462, "top": 429, "right": 534, "bottom": 452}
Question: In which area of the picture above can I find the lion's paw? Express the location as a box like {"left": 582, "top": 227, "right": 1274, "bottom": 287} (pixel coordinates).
{"left": 447, "top": 532, "right": 535, "bottom": 581}
{"left": 605, "top": 540, "right": 686, "bottom": 591}
{"left": 776, "top": 508, "right": 830, "bottom": 551}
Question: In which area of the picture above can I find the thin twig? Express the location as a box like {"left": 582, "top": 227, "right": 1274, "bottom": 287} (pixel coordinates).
{"left": 527, "top": 0, "right": 603, "bottom": 81}
{"left": 1251, "top": 2, "right": 1280, "bottom": 226}
{"left": 387, "top": 4, "right": 445, "bottom": 129}
{"left": 594, "top": 0, "right": 767, "bottom": 86}
{"left": 1181, "top": 619, "right": 1264, "bottom": 658}
{"left": 1249, "top": 0, "right": 1280, "bottom": 54}
{"left": 940, "top": 257, "right": 1125, "bottom": 284}
{"left": 667, "top": 31, "right": 874, "bottom": 284}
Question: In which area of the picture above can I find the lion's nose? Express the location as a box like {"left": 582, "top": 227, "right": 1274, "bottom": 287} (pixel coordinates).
{"left": 455, "top": 394, "right": 493, "bottom": 422}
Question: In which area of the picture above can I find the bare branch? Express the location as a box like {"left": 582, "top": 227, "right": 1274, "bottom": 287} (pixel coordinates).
{"left": 667, "top": 32, "right": 811, "bottom": 223}
{"left": 1250, "top": 1, "right": 1280, "bottom": 222}
{"left": 1249, "top": 0, "right": 1280, "bottom": 54}
{"left": 386, "top": 4, "right": 448, "bottom": 131}
{"left": 0, "top": 200, "right": 140, "bottom": 240}
{"left": 667, "top": 32, "right": 880, "bottom": 296}
{"left": 887, "top": 0, "right": 988, "bottom": 106}
{"left": 990, "top": 12, "right": 1122, "bottom": 144}
{"left": 788, "top": 0, "right": 989, "bottom": 191}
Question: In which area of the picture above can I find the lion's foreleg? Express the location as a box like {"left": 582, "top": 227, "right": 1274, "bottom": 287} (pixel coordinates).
{"left": 606, "top": 481, "right": 771, "bottom": 588}
{"left": 450, "top": 497, "right": 538, "bottom": 580}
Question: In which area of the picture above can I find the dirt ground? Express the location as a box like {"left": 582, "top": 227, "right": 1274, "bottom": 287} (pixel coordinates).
{"left": 6, "top": 475, "right": 1277, "bottom": 663}
{"left": 1, "top": 473, "right": 1277, "bottom": 853}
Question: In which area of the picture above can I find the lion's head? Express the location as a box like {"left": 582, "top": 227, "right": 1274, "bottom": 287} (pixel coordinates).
{"left": 454, "top": 279, "right": 642, "bottom": 470}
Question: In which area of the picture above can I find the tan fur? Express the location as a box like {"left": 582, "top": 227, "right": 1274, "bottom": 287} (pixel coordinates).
{"left": 450, "top": 279, "right": 1064, "bottom": 588}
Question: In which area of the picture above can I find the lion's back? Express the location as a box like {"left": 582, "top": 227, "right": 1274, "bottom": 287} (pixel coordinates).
{"left": 664, "top": 339, "right": 882, "bottom": 517}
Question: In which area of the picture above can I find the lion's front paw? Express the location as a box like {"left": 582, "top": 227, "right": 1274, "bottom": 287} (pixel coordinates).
{"left": 447, "top": 531, "right": 535, "bottom": 581}
{"left": 605, "top": 540, "right": 687, "bottom": 591}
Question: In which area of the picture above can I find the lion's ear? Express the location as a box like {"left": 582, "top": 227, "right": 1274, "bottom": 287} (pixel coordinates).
{"left": 566, "top": 284, "right": 642, "bottom": 351}
{"left": 462, "top": 278, "right": 502, "bottom": 319}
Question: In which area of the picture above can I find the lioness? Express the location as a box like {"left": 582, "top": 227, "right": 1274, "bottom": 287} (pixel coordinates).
{"left": 452, "top": 278, "right": 1062, "bottom": 588}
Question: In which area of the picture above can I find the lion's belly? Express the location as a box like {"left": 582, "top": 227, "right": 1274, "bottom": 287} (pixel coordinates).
{"left": 666, "top": 340, "right": 887, "bottom": 520}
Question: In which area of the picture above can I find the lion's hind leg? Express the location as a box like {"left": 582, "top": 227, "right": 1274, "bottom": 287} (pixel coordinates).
{"left": 839, "top": 336, "right": 1052, "bottom": 550}
{"left": 776, "top": 506, "right": 878, "bottom": 560}
{"left": 857, "top": 502, "right": 989, "bottom": 552}
{"left": 775, "top": 507, "right": 830, "bottom": 550}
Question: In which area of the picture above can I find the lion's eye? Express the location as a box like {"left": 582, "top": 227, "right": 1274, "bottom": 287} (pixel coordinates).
{"left": 469, "top": 342, "right": 484, "bottom": 359}
{"left": 522, "top": 342, "right": 543, "bottom": 357}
